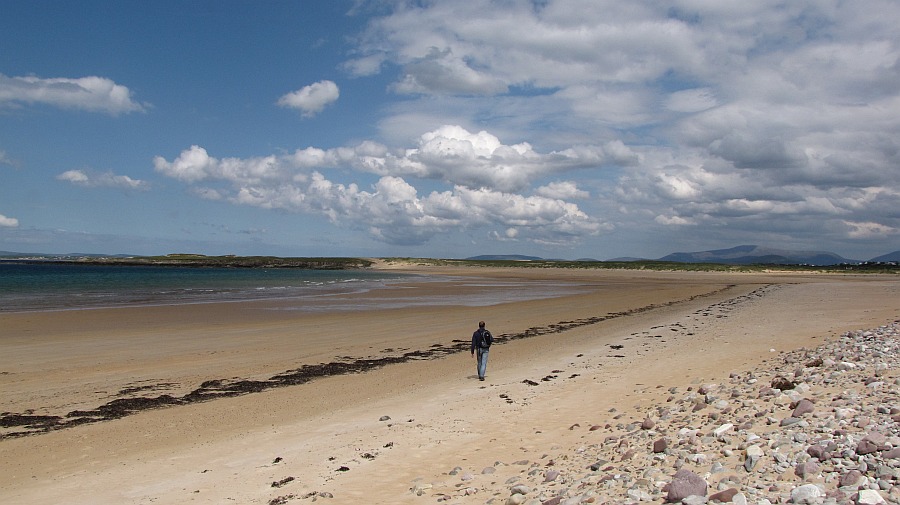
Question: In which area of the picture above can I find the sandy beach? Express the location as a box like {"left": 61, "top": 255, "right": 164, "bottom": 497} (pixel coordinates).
{"left": 1, "top": 265, "right": 898, "bottom": 504}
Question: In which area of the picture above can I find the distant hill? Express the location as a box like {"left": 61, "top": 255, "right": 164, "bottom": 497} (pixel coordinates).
{"left": 0, "top": 251, "right": 134, "bottom": 259}
{"left": 659, "top": 245, "right": 858, "bottom": 266}
{"left": 870, "top": 250, "right": 900, "bottom": 262}
{"left": 466, "top": 254, "right": 543, "bottom": 261}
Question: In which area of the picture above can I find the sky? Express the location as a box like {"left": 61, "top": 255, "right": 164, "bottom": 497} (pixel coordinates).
{"left": 1, "top": 0, "right": 898, "bottom": 261}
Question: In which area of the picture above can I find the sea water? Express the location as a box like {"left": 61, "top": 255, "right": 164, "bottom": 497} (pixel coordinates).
{"left": 0, "top": 262, "right": 410, "bottom": 313}
{"left": 0, "top": 262, "right": 588, "bottom": 313}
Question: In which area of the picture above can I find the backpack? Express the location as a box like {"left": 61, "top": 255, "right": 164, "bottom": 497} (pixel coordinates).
{"left": 479, "top": 329, "right": 493, "bottom": 349}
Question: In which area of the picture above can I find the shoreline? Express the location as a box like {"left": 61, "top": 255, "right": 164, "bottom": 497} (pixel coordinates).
{"left": 1, "top": 267, "right": 898, "bottom": 504}
{"left": 0, "top": 280, "right": 739, "bottom": 439}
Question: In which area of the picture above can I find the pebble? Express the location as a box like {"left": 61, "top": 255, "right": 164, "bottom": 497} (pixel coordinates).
{"left": 409, "top": 321, "right": 900, "bottom": 504}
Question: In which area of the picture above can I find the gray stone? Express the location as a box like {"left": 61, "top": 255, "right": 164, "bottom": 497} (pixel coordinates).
{"left": 543, "top": 469, "right": 559, "bottom": 482}
{"left": 510, "top": 484, "right": 531, "bottom": 495}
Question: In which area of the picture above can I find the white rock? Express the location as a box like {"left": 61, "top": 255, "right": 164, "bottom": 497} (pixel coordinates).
{"left": 746, "top": 445, "right": 765, "bottom": 458}
{"left": 627, "top": 487, "right": 652, "bottom": 501}
{"left": 714, "top": 423, "right": 734, "bottom": 438}
{"left": 505, "top": 494, "right": 527, "bottom": 505}
{"left": 857, "top": 489, "right": 886, "bottom": 505}
{"left": 791, "top": 483, "right": 824, "bottom": 504}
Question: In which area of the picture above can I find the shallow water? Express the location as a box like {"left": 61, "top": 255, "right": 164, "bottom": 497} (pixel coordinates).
{"left": 0, "top": 262, "right": 586, "bottom": 313}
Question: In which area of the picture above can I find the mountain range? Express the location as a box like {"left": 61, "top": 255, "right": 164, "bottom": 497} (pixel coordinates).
{"left": 469, "top": 245, "right": 900, "bottom": 265}
{"left": 2, "top": 245, "right": 898, "bottom": 265}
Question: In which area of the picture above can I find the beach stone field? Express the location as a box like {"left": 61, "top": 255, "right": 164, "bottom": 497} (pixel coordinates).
{"left": 407, "top": 321, "right": 900, "bottom": 505}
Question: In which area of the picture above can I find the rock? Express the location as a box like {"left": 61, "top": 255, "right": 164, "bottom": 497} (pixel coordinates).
{"left": 806, "top": 444, "right": 828, "bottom": 460}
{"left": 791, "top": 484, "right": 824, "bottom": 504}
{"left": 856, "top": 489, "right": 886, "bottom": 505}
{"left": 641, "top": 417, "right": 656, "bottom": 430}
{"left": 792, "top": 398, "right": 815, "bottom": 416}
{"left": 713, "top": 423, "right": 734, "bottom": 438}
{"left": 864, "top": 431, "right": 887, "bottom": 446}
{"left": 482, "top": 466, "right": 496, "bottom": 474}
{"left": 882, "top": 447, "right": 900, "bottom": 459}
{"left": 841, "top": 470, "right": 865, "bottom": 487}
{"left": 665, "top": 469, "right": 707, "bottom": 503}
{"left": 379, "top": 415, "right": 391, "bottom": 421}
{"left": 510, "top": 484, "right": 531, "bottom": 495}
{"left": 682, "top": 495, "right": 709, "bottom": 505}
{"left": 745, "top": 445, "right": 764, "bottom": 472}
{"left": 771, "top": 376, "right": 795, "bottom": 390}
{"left": 505, "top": 494, "right": 527, "bottom": 505}
{"left": 653, "top": 438, "right": 668, "bottom": 453}
{"left": 795, "top": 460, "right": 820, "bottom": 479}
{"left": 543, "top": 469, "right": 559, "bottom": 482}
{"left": 709, "top": 488, "right": 738, "bottom": 502}
{"left": 627, "top": 487, "right": 653, "bottom": 501}
{"left": 857, "top": 439, "right": 879, "bottom": 455}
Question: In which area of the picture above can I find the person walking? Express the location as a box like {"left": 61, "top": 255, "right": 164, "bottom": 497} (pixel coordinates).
{"left": 471, "top": 320, "right": 493, "bottom": 381}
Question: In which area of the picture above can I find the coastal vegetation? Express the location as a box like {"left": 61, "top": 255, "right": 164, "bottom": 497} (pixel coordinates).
{"left": 2, "top": 253, "right": 897, "bottom": 273}
{"left": 3, "top": 254, "right": 374, "bottom": 270}
{"left": 380, "top": 257, "right": 900, "bottom": 273}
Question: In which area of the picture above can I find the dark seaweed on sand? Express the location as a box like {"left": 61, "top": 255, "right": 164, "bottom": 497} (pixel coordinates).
{"left": 1, "top": 284, "right": 752, "bottom": 439}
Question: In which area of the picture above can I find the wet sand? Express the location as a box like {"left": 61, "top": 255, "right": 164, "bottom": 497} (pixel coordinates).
{"left": 0, "top": 265, "right": 897, "bottom": 504}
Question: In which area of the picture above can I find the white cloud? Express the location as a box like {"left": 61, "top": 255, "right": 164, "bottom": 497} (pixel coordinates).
{"left": 655, "top": 214, "right": 695, "bottom": 226}
{"left": 57, "top": 169, "right": 149, "bottom": 190}
{"left": 156, "top": 125, "right": 631, "bottom": 194}
{"left": 343, "top": 0, "right": 900, "bottom": 253}
{"left": 535, "top": 181, "right": 589, "bottom": 200}
{"left": 391, "top": 48, "right": 508, "bottom": 95}
{"left": 0, "top": 73, "right": 146, "bottom": 115}
{"left": 843, "top": 220, "right": 899, "bottom": 239}
{"left": 141, "top": 1, "right": 900, "bottom": 255}
{"left": 0, "top": 213, "right": 18, "bottom": 227}
{"left": 277, "top": 80, "right": 340, "bottom": 117}
{"left": 153, "top": 124, "right": 617, "bottom": 246}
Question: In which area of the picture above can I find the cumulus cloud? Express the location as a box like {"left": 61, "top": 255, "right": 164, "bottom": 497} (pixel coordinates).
{"left": 0, "top": 73, "right": 146, "bottom": 115}
{"left": 0, "top": 213, "right": 18, "bottom": 227}
{"left": 277, "top": 80, "right": 340, "bottom": 117}
{"left": 156, "top": 125, "right": 632, "bottom": 192}
{"left": 57, "top": 169, "right": 149, "bottom": 190}
{"left": 153, "top": 125, "right": 616, "bottom": 246}
{"left": 342, "top": 0, "right": 900, "bottom": 252}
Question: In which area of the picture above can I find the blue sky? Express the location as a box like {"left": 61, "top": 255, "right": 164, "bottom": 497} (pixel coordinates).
{"left": 1, "top": 0, "right": 898, "bottom": 260}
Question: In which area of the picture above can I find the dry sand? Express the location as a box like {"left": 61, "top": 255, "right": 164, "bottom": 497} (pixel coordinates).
{"left": 0, "top": 265, "right": 897, "bottom": 504}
